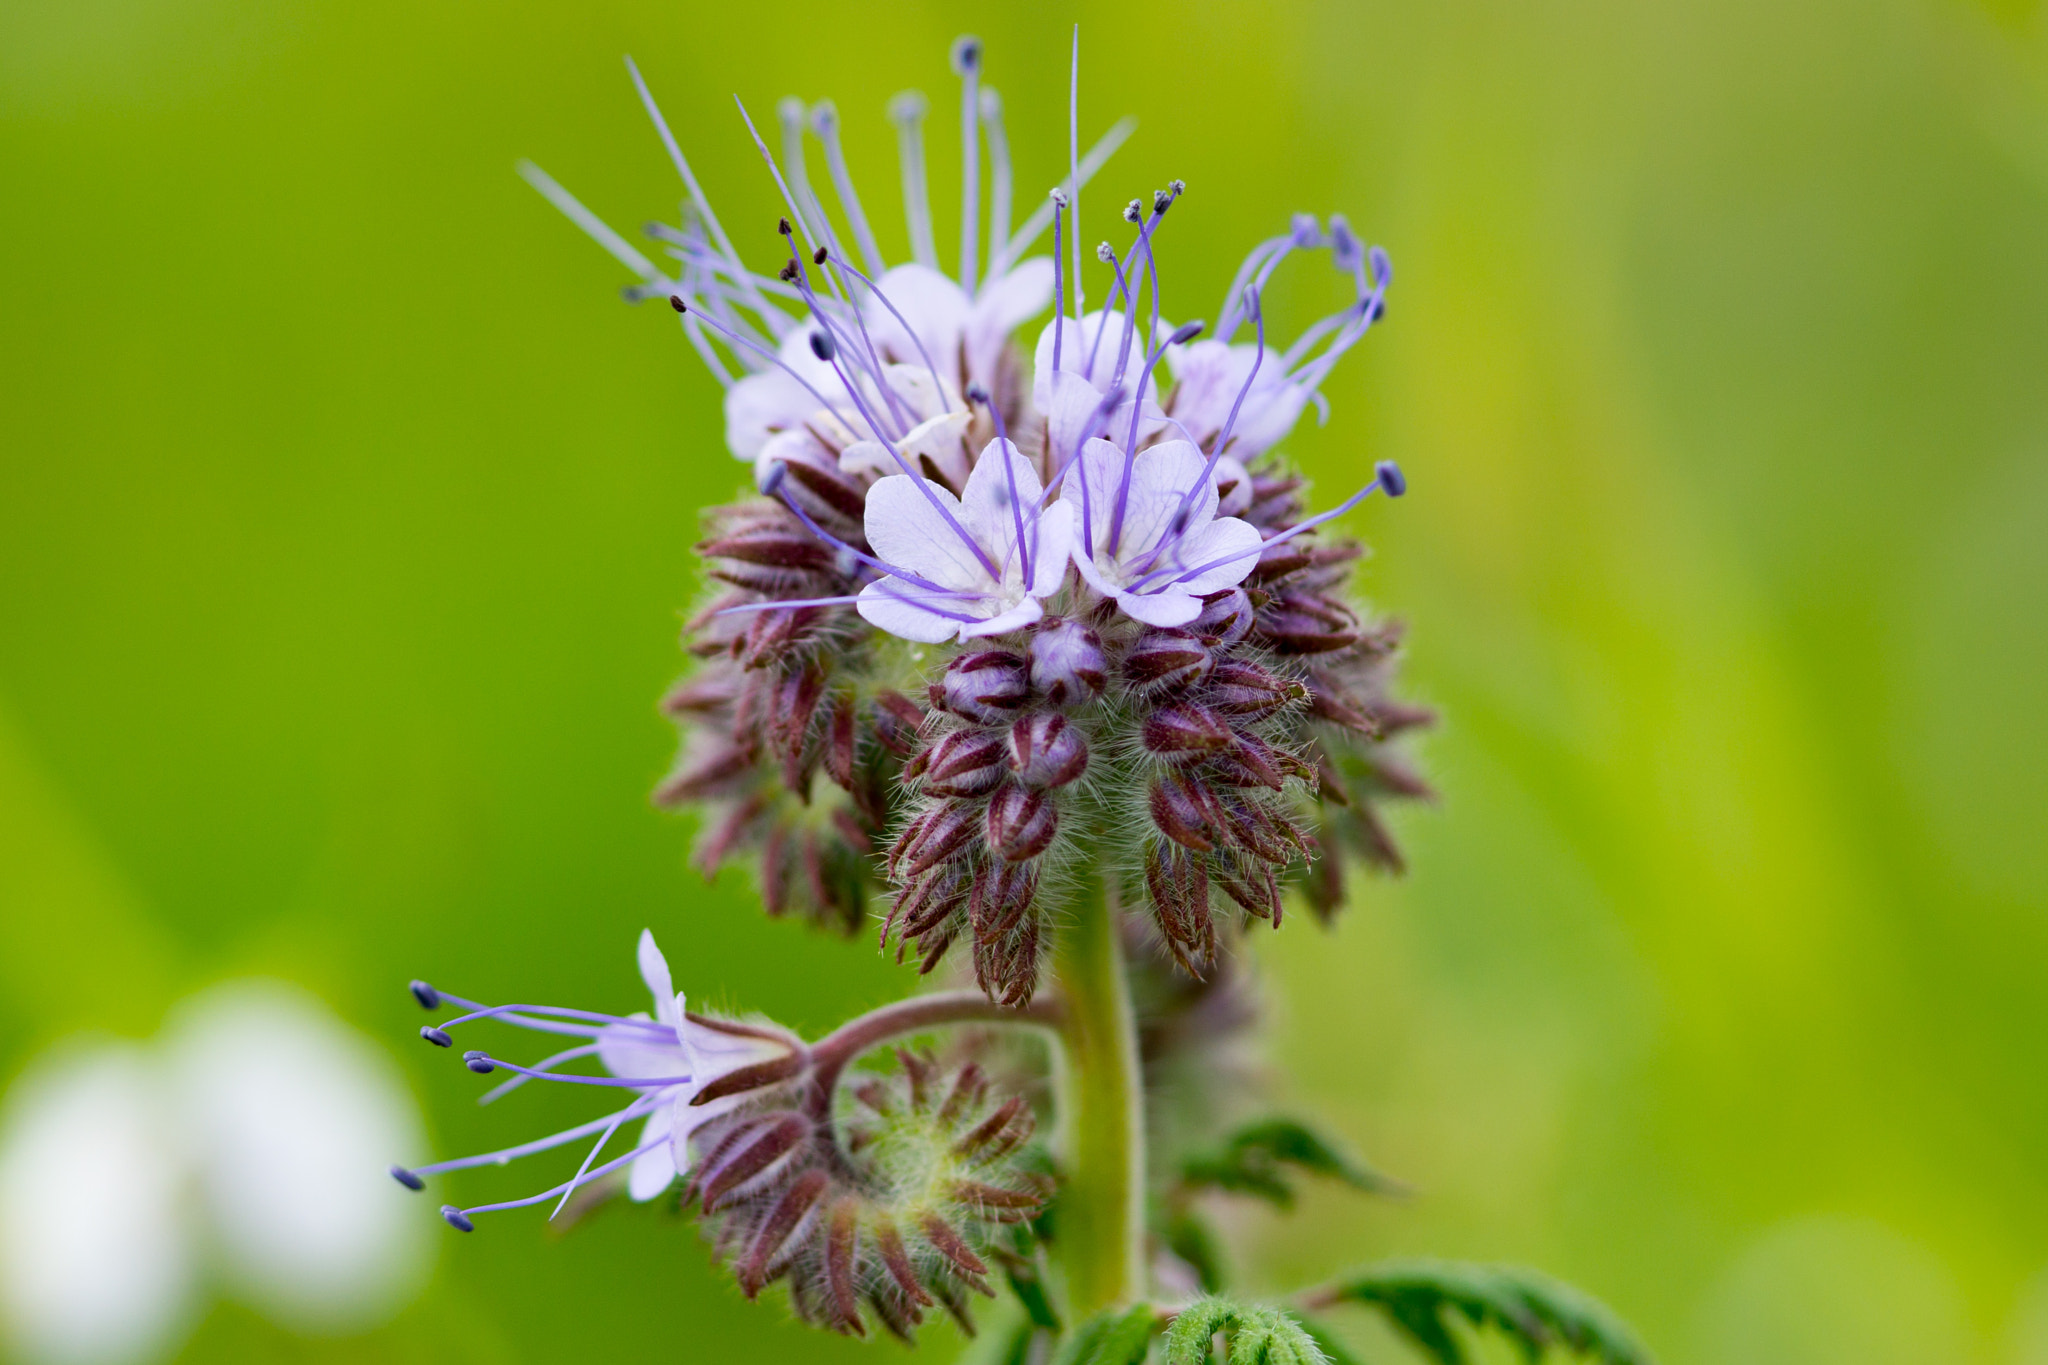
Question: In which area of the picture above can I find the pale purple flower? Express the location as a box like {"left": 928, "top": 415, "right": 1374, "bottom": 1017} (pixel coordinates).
{"left": 1060, "top": 437, "right": 1263, "bottom": 627}
{"left": 857, "top": 437, "right": 1075, "bottom": 643}
{"left": 518, "top": 43, "right": 1135, "bottom": 473}
{"left": 394, "top": 931, "right": 797, "bottom": 1229}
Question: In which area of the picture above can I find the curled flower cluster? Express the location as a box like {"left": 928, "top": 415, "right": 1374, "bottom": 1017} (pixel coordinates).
{"left": 522, "top": 39, "right": 1429, "bottom": 1000}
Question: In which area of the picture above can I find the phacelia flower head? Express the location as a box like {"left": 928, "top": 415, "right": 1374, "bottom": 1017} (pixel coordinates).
{"left": 393, "top": 931, "right": 803, "bottom": 1228}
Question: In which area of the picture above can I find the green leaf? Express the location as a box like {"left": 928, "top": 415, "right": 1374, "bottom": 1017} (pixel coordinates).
{"left": 1165, "top": 1298, "right": 1329, "bottom": 1365}
{"left": 1053, "top": 1304, "right": 1159, "bottom": 1365}
{"left": 1318, "top": 1260, "right": 1651, "bottom": 1365}
{"left": 1179, "top": 1119, "right": 1402, "bottom": 1210}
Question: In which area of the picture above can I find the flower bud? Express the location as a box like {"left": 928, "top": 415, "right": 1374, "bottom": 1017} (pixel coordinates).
{"left": 893, "top": 801, "right": 980, "bottom": 877}
{"left": 1123, "top": 627, "right": 1212, "bottom": 695}
{"left": 1141, "top": 702, "right": 1234, "bottom": 762}
{"left": 1208, "top": 659, "right": 1306, "bottom": 718}
{"left": 920, "top": 730, "right": 1009, "bottom": 797}
{"left": 1149, "top": 771, "right": 1224, "bottom": 851}
{"left": 984, "top": 785, "right": 1056, "bottom": 863}
{"left": 1189, "top": 588, "right": 1254, "bottom": 645}
{"left": 932, "top": 650, "right": 1030, "bottom": 723}
{"left": 1006, "top": 714, "right": 1089, "bottom": 789}
{"left": 1027, "top": 618, "right": 1107, "bottom": 706}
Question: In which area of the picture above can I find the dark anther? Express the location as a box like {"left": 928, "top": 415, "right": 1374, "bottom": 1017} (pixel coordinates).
{"left": 759, "top": 460, "right": 788, "bottom": 496}
{"left": 390, "top": 1165, "right": 426, "bottom": 1191}
{"left": 421, "top": 1026, "right": 452, "bottom": 1048}
{"left": 409, "top": 980, "right": 440, "bottom": 1010}
{"left": 669, "top": 295, "right": 687, "bottom": 313}
{"left": 964, "top": 384, "right": 991, "bottom": 406}
{"left": 812, "top": 245, "right": 828, "bottom": 265}
{"left": 951, "top": 36, "right": 982, "bottom": 74}
{"left": 1096, "top": 242, "right": 1115, "bottom": 263}
{"left": 1375, "top": 460, "right": 1407, "bottom": 497}
{"left": 778, "top": 216, "right": 793, "bottom": 236}
{"left": 1123, "top": 199, "right": 1143, "bottom": 223}
{"left": 778, "top": 260, "right": 799, "bottom": 283}
{"left": 463, "top": 1050, "right": 496, "bottom": 1074}
{"left": 441, "top": 1206, "right": 475, "bottom": 1232}
{"left": 1168, "top": 320, "right": 1205, "bottom": 345}
{"left": 1050, "top": 187, "right": 1068, "bottom": 207}
{"left": 809, "top": 330, "right": 836, "bottom": 362}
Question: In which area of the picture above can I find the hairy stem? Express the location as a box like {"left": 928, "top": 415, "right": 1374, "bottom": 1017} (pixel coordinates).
{"left": 1053, "top": 880, "right": 1146, "bottom": 1316}
{"left": 804, "top": 990, "right": 1062, "bottom": 1120}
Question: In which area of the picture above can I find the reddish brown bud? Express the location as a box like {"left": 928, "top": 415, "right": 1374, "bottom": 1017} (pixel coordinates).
{"left": 662, "top": 673, "right": 740, "bottom": 715}
{"left": 698, "top": 1111, "right": 811, "bottom": 1212}
{"left": 969, "top": 862, "right": 1036, "bottom": 941}
{"left": 1149, "top": 772, "right": 1223, "bottom": 851}
{"left": 954, "top": 1095, "right": 1032, "bottom": 1160}
{"left": 699, "top": 528, "right": 837, "bottom": 573}
{"left": 916, "top": 1211, "right": 991, "bottom": 1290}
{"left": 690, "top": 1046, "right": 807, "bottom": 1106}
{"left": 872, "top": 1214, "right": 934, "bottom": 1307}
{"left": 946, "top": 1180, "right": 1043, "bottom": 1222}
{"left": 1027, "top": 617, "right": 1107, "bottom": 706}
{"left": 824, "top": 1198, "right": 865, "bottom": 1335}
{"left": 921, "top": 730, "right": 1009, "bottom": 797}
{"left": 898, "top": 801, "right": 980, "bottom": 876}
{"left": 1208, "top": 659, "right": 1306, "bottom": 718}
{"left": 824, "top": 693, "right": 857, "bottom": 789}
{"left": 1123, "top": 627, "right": 1212, "bottom": 694}
{"left": 655, "top": 742, "right": 753, "bottom": 804}
{"left": 1141, "top": 702, "right": 1234, "bottom": 762}
{"left": 1006, "top": 713, "right": 1089, "bottom": 789}
{"left": 1208, "top": 734, "right": 1288, "bottom": 790}
{"left": 738, "top": 1168, "right": 830, "bottom": 1295}
{"left": 933, "top": 650, "right": 1030, "bottom": 723}
{"left": 984, "top": 785, "right": 1056, "bottom": 862}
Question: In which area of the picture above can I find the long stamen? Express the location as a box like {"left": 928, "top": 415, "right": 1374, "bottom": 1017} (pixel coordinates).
{"left": 624, "top": 58, "right": 782, "bottom": 336}
{"left": 889, "top": 91, "right": 940, "bottom": 271}
{"left": 809, "top": 101, "right": 887, "bottom": 276}
{"left": 1108, "top": 321, "right": 1204, "bottom": 555}
{"left": 551, "top": 1104, "right": 638, "bottom": 1219}
{"left": 1135, "top": 461, "right": 1406, "bottom": 591}
{"left": 478, "top": 1042, "right": 603, "bottom": 1105}
{"left": 517, "top": 161, "right": 668, "bottom": 286}
{"left": 823, "top": 250, "right": 952, "bottom": 407}
{"left": 733, "top": 98, "right": 848, "bottom": 311}
{"left": 402, "top": 1097, "right": 660, "bottom": 1179}
{"left": 994, "top": 116, "right": 1134, "bottom": 279}
{"left": 666, "top": 295, "right": 865, "bottom": 438}
{"left": 981, "top": 87, "right": 1012, "bottom": 264}
{"left": 778, "top": 98, "right": 841, "bottom": 267}
{"left": 463, "top": 1054, "right": 696, "bottom": 1089}
{"left": 807, "top": 325, "right": 910, "bottom": 446}
{"left": 447, "top": 1129, "right": 672, "bottom": 1225}
{"left": 1209, "top": 287, "right": 1266, "bottom": 459}
{"left": 1050, "top": 189, "right": 1068, "bottom": 374}
{"left": 784, "top": 247, "right": 907, "bottom": 435}
{"left": 428, "top": 997, "right": 675, "bottom": 1039}
{"left": 1068, "top": 26, "right": 1084, "bottom": 325}
{"left": 761, "top": 463, "right": 961, "bottom": 596}
{"left": 1085, "top": 244, "right": 1133, "bottom": 379}
{"left": 1047, "top": 383, "right": 1127, "bottom": 554}
{"left": 953, "top": 37, "right": 982, "bottom": 295}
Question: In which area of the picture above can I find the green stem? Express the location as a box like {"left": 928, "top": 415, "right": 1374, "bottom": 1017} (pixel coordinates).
{"left": 1052, "top": 879, "right": 1145, "bottom": 1317}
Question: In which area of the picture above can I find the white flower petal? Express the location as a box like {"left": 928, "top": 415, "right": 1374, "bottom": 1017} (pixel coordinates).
{"left": 636, "top": 930, "right": 678, "bottom": 1028}
{"left": 0, "top": 1043, "right": 194, "bottom": 1365}
{"left": 1114, "top": 589, "right": 1204, "bottom": 627}
{"left": 961, "top": 599, "right": 1045, "bottom": 639}
{"left": 1214, "top": 455, "right": 1254, "bottom": 517}
{"left": 863, "top": 475, "right": 989, "bottom": 590}
{"left": 1025, "top": 501, "right": 1076, "bottom": 599}
{"left": 1166, "top": 516, "right": 1265, "bottom": 595}
{"left": 166, "top": 981, "right": 430, "bottom": 1331}
{"left": 958, "top": 439, "right": 1047, "bottom": 556}
{"left": 597, "top": 1014, "right": 686, "bottom": 1082}
{"left": 868, "top": 264, "right": 970, "bottom": 371}
{"left": 1108, "top": 441, "right": 1216, "bottom": 562}
{"left": 857, "top": 579, "right": 971, "bottom": 643}
{"left": 626, "top": 1103, "right": 677, "bottom": 1202}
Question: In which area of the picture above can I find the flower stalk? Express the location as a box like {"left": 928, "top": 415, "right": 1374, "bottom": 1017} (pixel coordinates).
{"left": 1050, "top": 878, "right": 1146, "bottom": 1317}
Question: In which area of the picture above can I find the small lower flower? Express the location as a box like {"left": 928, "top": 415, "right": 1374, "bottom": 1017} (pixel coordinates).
{"left": 392, "top": 931, "right": 803, "bottom": 1229}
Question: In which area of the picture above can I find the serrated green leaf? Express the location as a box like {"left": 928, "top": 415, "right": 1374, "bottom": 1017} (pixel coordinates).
{"left": 1053, "top": 1303, "right": 1159, "bottom": 1365}
{"left": 1166, "top": 1298, "right": 1328, "bottom": 1365}
{"left": 1319, "top": 1259, "right": 1650, "bottom": 1365}
{"left": 1179, "top": 1118, "right": 1401, "bottom": 1210}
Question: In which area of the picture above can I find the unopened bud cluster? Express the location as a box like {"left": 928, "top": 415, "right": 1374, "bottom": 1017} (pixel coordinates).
{"left": 691, "top": 1051, "right": 1048, "bottom": 1339}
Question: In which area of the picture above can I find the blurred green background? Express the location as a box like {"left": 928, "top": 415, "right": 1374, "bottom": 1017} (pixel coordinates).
{"left": 5, "top": 0, "right": 2048, "bottom": 1360}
